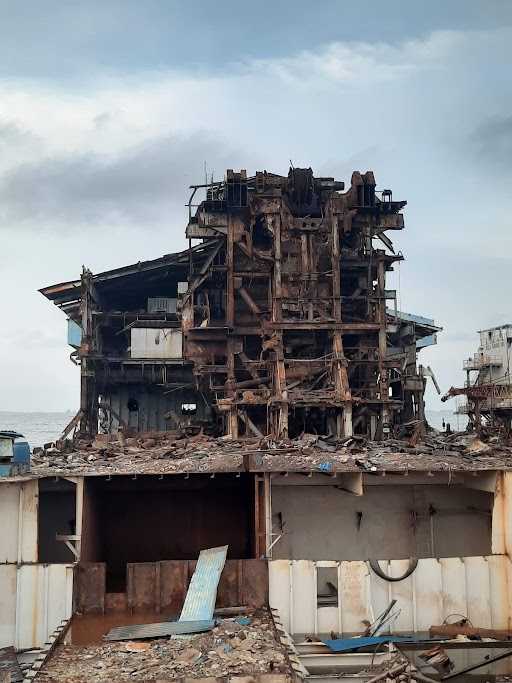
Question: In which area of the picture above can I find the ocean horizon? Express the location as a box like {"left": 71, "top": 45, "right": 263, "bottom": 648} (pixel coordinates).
{"left": 0, "top": 410, "right": 76, "bottom": 448}
{"left": 0, "top": 408, "right": 466, "bottom": 449}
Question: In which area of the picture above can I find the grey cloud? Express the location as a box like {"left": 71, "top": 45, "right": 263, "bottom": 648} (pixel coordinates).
{"left": 0, "top": 121, "right": 40, "bottom": 151}
{"left": 0, "top": 1, "right": 510, "bottom": 79}
{"left": 470, "top": 115, "right": 512, "bottom": 170}
{"left": 0, "top": 132, "right": 239, "bottom": 228}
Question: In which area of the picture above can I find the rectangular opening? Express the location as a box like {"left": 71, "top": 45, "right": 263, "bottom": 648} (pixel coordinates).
{"left": 317, "top": 566, "right": 338, "bottom": 607}
{"left": 38, "top": 478, "right": 76, "bottom": 563}
{"left": 81, "top": 474, "right": 256, "bottom": 592}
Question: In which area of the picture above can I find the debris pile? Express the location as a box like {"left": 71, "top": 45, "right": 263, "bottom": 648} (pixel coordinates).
{"left": 28, "top": 427, "right": 512, "bottom": 477}
{"left": 37, "top": 610, "right": 291, "bottom": 683}
{"left": 31, "top": 431, "right": 246, "bottom": 475}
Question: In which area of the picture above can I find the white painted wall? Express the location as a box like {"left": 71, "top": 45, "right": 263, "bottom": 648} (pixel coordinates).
{"left": 269, "top": 556, "right": 512, "bottom": 636}
{"left": 0, "top": 480, "right": 38, "bottom": 563}
{"left": 492, "top": 471, "right": 512, "bottom": 555}
{"left": 0, "top": 480, "right": 75, "bottom": 650}
{"left": 130, "top": 328, "right": 182, "bottom": 358}
{"left": 0, "top": 564, "right": 74, "bottom": 649}
{"left": 471, "top": 325, "right": 512, "bottom": 385}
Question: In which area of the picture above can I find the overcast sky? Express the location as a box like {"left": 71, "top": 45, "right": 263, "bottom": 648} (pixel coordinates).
{"left": 1, "top": 1, "right": 511, "bottom": 412}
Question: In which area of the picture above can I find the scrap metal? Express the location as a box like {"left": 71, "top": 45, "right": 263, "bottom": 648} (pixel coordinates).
{"left": 40, "top": 167, "right": 440, "bottom": 442}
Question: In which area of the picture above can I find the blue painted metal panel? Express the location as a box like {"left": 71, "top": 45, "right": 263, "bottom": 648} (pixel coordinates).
{"left": 322, "top": 635, "right": 411, "bottom": 653}
{"left": 67, "top": 319, "right": 82, "bottom": 348}
{"left": 0, "top": 433, "right": 30, "bottom": 476}
{"left": 417, "top": 333, "right": 438, "bottom": 349}
{"left": 179, "top": 545, "right": 228, "bottom": 622}
{"left": 390, "top": 310, "right": 435, "bottom": 326}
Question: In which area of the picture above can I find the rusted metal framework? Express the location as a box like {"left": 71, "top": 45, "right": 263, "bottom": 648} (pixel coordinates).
{"left": 183, "top": 168, "right": 406, "bottom": 440}
{"left": 442, "top": 383, "right": 512, "bottom": 432}
{"left": 41, "top": 166, "right": 439, "bottom": 440}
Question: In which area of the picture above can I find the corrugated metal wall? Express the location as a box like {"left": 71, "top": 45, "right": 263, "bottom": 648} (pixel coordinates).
{"left": 0, "top": 481, "right": 74, "bottom": 650}
{"left": 103, "top": 385, "right": 206, "bottom": 433}
{"left": 0, "top": 564, "right": 74, "bottom": 649}
{"left": 269, "top": 556, "right": 512, "bottom": 636}
{"left": 0, "top": 481, "right": 38, "bottom": 563}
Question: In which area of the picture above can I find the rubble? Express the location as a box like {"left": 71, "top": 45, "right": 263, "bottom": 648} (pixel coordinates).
{"left": 26, "top": 427, "right": 512, "bottom": 478}
{"left": 37, "top": 609, "right": 291, "bottom": 682}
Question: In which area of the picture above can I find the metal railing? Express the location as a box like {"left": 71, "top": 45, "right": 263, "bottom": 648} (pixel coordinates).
{"left": 463, "top": 354, "right": 501, "bottom": 370}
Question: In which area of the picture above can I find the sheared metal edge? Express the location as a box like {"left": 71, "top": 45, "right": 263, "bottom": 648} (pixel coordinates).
{"left": 180, "top": 545, "right": 228, "bottom": 622}
{"left": 104, "top": 619, "right": 215, "bottom": 641}
{"left": 271, "top": 608, "right": 308, "bottom": 679}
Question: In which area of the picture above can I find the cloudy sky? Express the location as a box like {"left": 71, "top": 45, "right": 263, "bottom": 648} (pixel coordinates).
{"left": 1, "top": 0, "right": 511, "bottom": 412}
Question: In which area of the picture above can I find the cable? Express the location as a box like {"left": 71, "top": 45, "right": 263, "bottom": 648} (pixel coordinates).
{"left": 368, "top": 558, "right": 419, "bottom": 582}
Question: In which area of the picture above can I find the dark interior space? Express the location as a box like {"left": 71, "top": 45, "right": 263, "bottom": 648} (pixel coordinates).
{"left": 81, "top": 474, "right": 256, "bottom": 591}
{"left": 38, "top": 479, "right": 76, "bottom": 563}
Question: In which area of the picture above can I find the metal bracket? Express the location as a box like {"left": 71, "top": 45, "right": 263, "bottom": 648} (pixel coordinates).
{"left": 56, "top": 534, "right": 80, "bottom": 560}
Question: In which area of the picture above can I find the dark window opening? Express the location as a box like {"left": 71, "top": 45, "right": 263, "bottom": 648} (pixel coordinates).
{"left": 288, "top": 406, "right": 330, "bottom": 439}
{"left": 81, "top": 474, "right": 256, "bottom": 593}
{"left": 252, "top": 214, "right": 273, "bottom": 250}
{"left": 38, "top": 479, "right": 76, "bottom": 563}
{"left": 317, "top": 567, "right": 338, "bottom": 607}
{"left": 127, "top": 398, "right": 139, "bottom": 412}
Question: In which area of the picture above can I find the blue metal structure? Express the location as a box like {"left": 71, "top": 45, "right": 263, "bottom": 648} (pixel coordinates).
{"left": 67, "top": 319, "right": 82, "bottom": 348}
{"left": 0, "top": 431, "right": 30, "bottom": 476}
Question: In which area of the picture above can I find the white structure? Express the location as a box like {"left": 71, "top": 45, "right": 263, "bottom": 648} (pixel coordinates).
{"left": 0, "top": 479, "right": 77, "bottom": 649}
{"left": 464, "top": 324, "right": 512, "bottom": 385}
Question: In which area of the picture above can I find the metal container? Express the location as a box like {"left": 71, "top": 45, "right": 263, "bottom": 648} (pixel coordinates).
{"left": 0, "top": 432, "right": 30, "bottom": 477}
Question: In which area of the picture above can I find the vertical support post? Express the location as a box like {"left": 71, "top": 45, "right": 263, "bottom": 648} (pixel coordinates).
{"left": 254, "top": 474, "right": 270, "bottom": 558}
{"left": 226, "top": 215, "right": 238, "bottom": 437}
{"left": 226, "top": 215, "right": 235, "bottom": 328}
{"left": 79, "top": 268, "right": 98, "bottom": 437}
{"left": 331, "top": 206, "right": 352, "bottom": 436}
{"left": 75, "top": 477, "right": 83, "bottom": 561}
{"left": 227, "top": 339, "right": 238, "bottom": 439}
{"left": 264, "top": 473, "right": 272, "bottom": 558}
{"left": 272, "top": 212, "right": 288, "bottom": 438}
{"left": 474, "top": 398, "right": 482, "bottom": 432}
{"left": 377, "top": 256, "right": 390, "bottom": 438}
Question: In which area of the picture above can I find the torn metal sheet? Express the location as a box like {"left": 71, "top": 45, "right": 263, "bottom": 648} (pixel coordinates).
{"left": 180, "top": 545, "right": 228, "bottom": 622}
{"left": 104, "top": 619, "right": 214, "bottom": 641}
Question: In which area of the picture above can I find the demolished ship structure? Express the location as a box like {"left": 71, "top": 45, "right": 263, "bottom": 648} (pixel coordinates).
{"left": 41, "top": 167, "right": 440, "bottom": 441}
